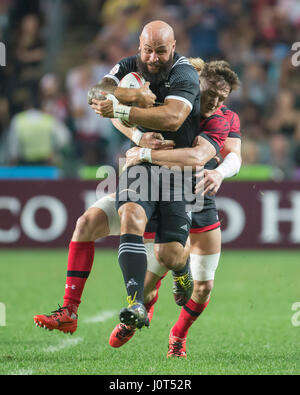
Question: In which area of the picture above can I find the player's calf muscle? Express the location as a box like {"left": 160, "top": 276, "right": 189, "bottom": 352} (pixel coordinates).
{"left": 156, "top": 242, "right": 186, "bottom": 271}
{"left": 144, "top": 271, "right": 160, "bottom": 303}
{"left": 119, "top": 203, "right": 147, "bottom": 235}
{"left": 192, "top": 280, "right": 213, "bottom": 303}
{"left": 72, "top": 209, "right": 109, "bottom": 241}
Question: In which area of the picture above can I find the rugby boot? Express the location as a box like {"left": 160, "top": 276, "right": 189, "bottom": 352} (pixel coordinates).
{"left": 167, "top": 330, "right": 187, "bottom": 358}
{"left": 172, "top": 258, "right": 194, "bottom": 306}
{"left": 109, "top": 323, "right": 136, "bottom": 348}
{"left": 119, "top": 294, "right": 150, "bottom": 330}
{"left": 109, "top": 300, "right": 154, "bottom": 348}
{"left": 34, "top": 305, "right": 78, "bottom": 334}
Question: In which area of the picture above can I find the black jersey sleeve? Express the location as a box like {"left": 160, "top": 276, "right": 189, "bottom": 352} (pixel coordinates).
{"left": 166, "top": 59, "right": 200, "bottom": 110}
{"left": 103, "top": 56, "right": 138, "bottom": 85}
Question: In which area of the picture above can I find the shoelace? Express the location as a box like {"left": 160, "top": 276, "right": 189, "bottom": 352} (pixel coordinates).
{"left": 127, "top": 291, "right": 137, "bottom": 308}
{"left": 116, "top": 324, "right": 135, "bottom": 340}
{"left": 174, "top": 273, "right": 191, "bottom": 290}
{"left": 170, "top": 340, "right": 185, "bottom": 356}
{"left": 50, "top": 304, "right": 68, "bottom": 318}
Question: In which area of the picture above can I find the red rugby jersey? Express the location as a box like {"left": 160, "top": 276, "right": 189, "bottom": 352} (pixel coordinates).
{"left": 220, "top": 104, "right": 241, "bottom": 139}
{"left": 198, "top": 107, "right": 230, "bottom": 153}
{"left": 197, "top": 105, "right": 241, "bottom": 153}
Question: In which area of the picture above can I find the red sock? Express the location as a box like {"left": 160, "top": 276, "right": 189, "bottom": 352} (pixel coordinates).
{"left": 63, "top": 241, "right": 95, "bottom": 314}
{"left": 155, "top": 271, "right": 167, "bottom": 293}
{"left": 144, "top": 273, "right": 166, "bottom": 318}
{"left": 172, "top": 298, "right": 210, "bottom": 339}
{"left": 144, "top": 290, "right": 159, "bottom": 312}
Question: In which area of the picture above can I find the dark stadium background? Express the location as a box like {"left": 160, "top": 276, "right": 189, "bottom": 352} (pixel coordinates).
{"left": 0, "top": 0, "right": 299, "bottom": 249}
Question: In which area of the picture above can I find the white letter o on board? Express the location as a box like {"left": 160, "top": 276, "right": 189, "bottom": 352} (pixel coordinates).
{"left": 20, "top": 196, "right": 67, "bottom": 241}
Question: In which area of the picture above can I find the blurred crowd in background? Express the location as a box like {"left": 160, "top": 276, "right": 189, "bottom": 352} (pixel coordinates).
{"left": 0, "top": 0, "right": 300, "bottom": 180}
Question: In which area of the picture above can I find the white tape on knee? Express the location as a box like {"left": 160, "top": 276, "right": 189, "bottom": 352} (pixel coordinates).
{"left": 190, "top": 253, "right": 220, "bottom": 281}
{"left": 145, "top": 243, "right": 168, "bottom": 277}
{"left": 90, "top": 195, "right": 120, "bottom": 235}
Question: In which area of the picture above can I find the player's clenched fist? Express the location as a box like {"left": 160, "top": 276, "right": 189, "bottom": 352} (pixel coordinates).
{"left": 140, "top": 132, "right": 175, "bottom": 149}
{"left": 124, "top": 146, "right": 143, "bottom": 168}
{"left": 134, "top": 82, "right": 156, "bottom": 108}
{"left": 91, "top": 98, "right": 114, "bottom": 118}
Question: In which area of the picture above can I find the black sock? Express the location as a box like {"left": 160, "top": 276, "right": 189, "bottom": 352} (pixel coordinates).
{"left": 118, "top": 234, "right": 147, "bottom": 304}
{"left": 172, "top": 256, "right": 190, "bottom": 276}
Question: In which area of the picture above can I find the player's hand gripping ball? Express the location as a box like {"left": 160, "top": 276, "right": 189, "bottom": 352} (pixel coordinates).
{"left": 118, "top": 72, "right": 146, "bottom": 128}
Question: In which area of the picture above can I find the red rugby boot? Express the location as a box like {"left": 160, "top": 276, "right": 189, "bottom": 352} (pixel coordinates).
{"left": 167, "top": 330, "right": 187, "bottom": 358}
{"left": 34, "top": 305, "right": 78, "bottom": 334}
{"left": 109, "top": 323, "right": 136, "bottom": 348}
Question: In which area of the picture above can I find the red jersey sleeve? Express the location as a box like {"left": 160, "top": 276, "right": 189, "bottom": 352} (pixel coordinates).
{"left": 198, "top": 114, "right": 230, "bottom": 153}
{"left": 221, "top": 106, "right": 241, "bottom": 139}
{"left": 228, "top": 111, "right": 241, "bottom": 138}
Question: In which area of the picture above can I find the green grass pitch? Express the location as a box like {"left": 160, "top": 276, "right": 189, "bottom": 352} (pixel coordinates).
{"left": 0, "top": 249, "right": 299, "bottom": 375}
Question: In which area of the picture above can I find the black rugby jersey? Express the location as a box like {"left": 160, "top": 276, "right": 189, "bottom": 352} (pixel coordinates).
{"left": 104, "top": 53, "right": 200, "bottom": 149}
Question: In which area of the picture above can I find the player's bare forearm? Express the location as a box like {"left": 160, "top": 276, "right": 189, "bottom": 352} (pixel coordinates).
{"left": 129, "top": 99, "right": 191, "bottom": 132}
{"left": 151, "top": 147, "right": 200, "bottom": 168}
{"left": 115, "top": 82, "right": 156, "bottom": 107}
{"left": 129, "top": 106, "right": 176, "bottom": 131}
{"left": 91, "top": 97, "right": 189, "bottom": 130}
{"left": 111, "top": 119, "right": 134, "bottom": 140}
{"left": 111, "top": 119, "right": 175, "bottom": 149}
{"left": 125, "top": 146, "right": 195, "bottom": 169}
{"left": 125, "top": 137, "right": 215, "bottom": 169}
{"left": 198, "top": 138, "right": 242, "bottom": 196}
{"left": 151, "top": 140, "right": 216, "bottom": 169}
{"left": 221, "top": 137, "right": 242, "bottom": 161}
{"left": 113, "top": 87, "right": 142, "bottom": 105}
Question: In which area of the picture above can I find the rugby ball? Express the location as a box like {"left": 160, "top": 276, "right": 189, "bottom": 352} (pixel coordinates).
{"left": 118, "top": 72, "right": 146, "bottom": 128}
